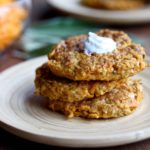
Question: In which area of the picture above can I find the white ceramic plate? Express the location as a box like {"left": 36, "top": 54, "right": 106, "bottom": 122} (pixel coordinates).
{"left": 47, "top": 0, "right": 150, "bottom": 24}
{"left": 0, "top": 56, "right": 150, "bottom": 147}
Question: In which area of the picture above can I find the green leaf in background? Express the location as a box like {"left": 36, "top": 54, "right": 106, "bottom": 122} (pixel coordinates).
{"left": 27, "top": 45, "right": 54, "bottom": 59}
{"left": 20, "top": 17, "right": 102, "bottom": 57}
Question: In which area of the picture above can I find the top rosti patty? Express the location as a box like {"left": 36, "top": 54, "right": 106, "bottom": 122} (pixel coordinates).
{"left": 48, "top": 29, "right": 147, "bottom": 81}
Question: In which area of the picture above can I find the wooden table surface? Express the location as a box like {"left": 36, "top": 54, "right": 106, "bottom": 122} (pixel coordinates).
{"left": 0, "top": 23, "right": 150, "bottom": 150}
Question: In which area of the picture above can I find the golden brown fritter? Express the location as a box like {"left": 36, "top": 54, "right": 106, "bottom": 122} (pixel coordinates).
{"left": 35, "top": 63, "right": 127, "bottom": 102}
{"left": 48, "top": 29, "right": 147, "bottom": 81}
{"left": 49, "top": 79, "right": 143, "bottom": 119}
{"left": 81, "top": 0, "right": 145, "bottom": 10}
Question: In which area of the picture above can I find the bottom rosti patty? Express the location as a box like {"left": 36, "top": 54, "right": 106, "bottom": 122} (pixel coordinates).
{"left": 35, "top": 63, "right": 127, "bottom": 102}
{"left": 49, "top": 80, "right": 143, "bottom": 119}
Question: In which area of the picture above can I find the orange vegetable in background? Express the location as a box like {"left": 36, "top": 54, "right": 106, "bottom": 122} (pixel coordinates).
{"left": 0, "top": 1, "right": 27, "bottom": 51}
{"left": 0, "top": 0, "right": 14, "bottom": 5}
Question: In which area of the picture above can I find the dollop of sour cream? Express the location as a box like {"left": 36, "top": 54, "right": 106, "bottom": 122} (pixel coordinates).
{"left": 84, "top": 32, "right": 117, "bottom": 55}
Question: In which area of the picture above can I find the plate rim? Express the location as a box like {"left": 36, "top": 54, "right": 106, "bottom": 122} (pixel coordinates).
{"left": 47, "top": 0, "right": 150, "bottom": 24}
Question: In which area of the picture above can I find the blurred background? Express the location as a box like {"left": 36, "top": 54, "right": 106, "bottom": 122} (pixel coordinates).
{"left": 0, "top": 0, "right": 150, "bottom": 149}
{"left": 0, "top": 0, "right": 150, "bottom": 70}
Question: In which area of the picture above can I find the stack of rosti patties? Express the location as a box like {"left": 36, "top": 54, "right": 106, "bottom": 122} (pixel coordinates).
{"left": 35, "top": 29, "right": 149, "bottom": 119}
